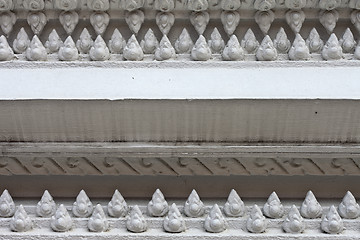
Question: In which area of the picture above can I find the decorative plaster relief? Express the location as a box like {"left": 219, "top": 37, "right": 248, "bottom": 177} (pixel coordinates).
{"left": 147, "top": 189, "right": 169, "bottom": 217}
{"left": 255, "top": 10, "right": 275, "bottom": 35}
{"left": 108, "top": 28, "right": 126, "bottom": 54}
{"left": 51, "top": 204, "right": 73, "bottom": 232}
{"left": 0, "top": 0, "right": 13, "bottom": 11}
{"left": 321, "top": 205, "right": 344, "bottom": 234}
{"left": 88, "top": 204, "right": 109, "bottom": 232}
{"left": 55, "top": 0, "right": 77, "bottom": 11}
{"left": 284, "top": 0, "right": 306, "bottom": 9}
{"left": 121, "top": 0, "right": 144, "bottom": 11}
{"left": 36, "top": 190, "right": 56, "bottom": 217}
{"left": 256, "top": 35, "right": 277, "bottom": 61}
{"left": 123, "top": 34, "right": 144, "bottom": 60}
{"left": 163, "top": 203, "right": 186, "bottom": 233}
{"left": 58, "top": 36, "right": 79, "bottom": 61}
{"left": 222, "top": 35, "right": 244, "bottom": 61}
{"left": 204, "top": 204, "right": 227, "bottom": 233}
{"left": 45, "top": 29, "right": 62, "bottom": 53}
{"left": 23, "top": 0, "right": 44, "bottom": 11}
{"left": 140, "top": 28, "right": 158, "bottom": 54}
{"left": 126, "top": 205, "right": 147, "bottom": 233}
{"left": 263, "top": 192, "right": 284, "bottom": 219}
{"left": 156, "top": 12, "right": 174, "bottom": 35}
{"left": 288, "top": 33, "right": 310, "bottom": 60}
{"left": 224, "top": 189, "right": 245, "bottom": 217}
{"left": 300, "top": 191, "right": 322, "bottom": 219}
{"left": 125, "top": 9, "right": 144, "bottom": 34}
{"left": 340, "top": 28, "right": 356, "bottom": 53}
{"left": 208, "top": 27, "right": 225, "bottom": 53}
{"left": 27, "top": 11, "right": 47, "bottom": 35}
{"left": 191, "top": 35, "right": 211, "bottom": 60}
{"left": 221, "top": 10, "right": 240, "bottom": 36}
{"left": 90, "top": 12, "right": 109, "bottom": 35}
{"left": 338, "top": 191, "right": 360, "bottom": 219}
{"left": 187, "top": 0, "right": 208, "bottom": 11}
{"left": 319, "top": 10, "right": 339, "bottom": 34}
{"left": 87, "top": 0, "right": 109, "bottom": 11}
{"left": 10, "top": 205, "right": 32, "bottom": 232}
{"left": 154, "top": 0, "right": 174, "bottom": 12}
{"left": 174, "top": 28, "right": 193, "bottom": 53}
{"left": 0, "top": 189, "right": 358, "bottom": 238}
{"left": 155, "top": 35, "right": 176, "bottom": 60}
{"left": 0, "top": 35, "right": 14, "bottom": 61}
{"left": 76, "top": 28, "right": 93, "bottom": 54}
{"left": 322, "top": 33, "right": 343, "bottom": 60}
{"left": 26, "top": 35, "right": 47, "bottom": 61}
{"left": 0, "top": 190, "right": 15, "bottom": 217}
{"left": 273, "top": 27, "right": 290, "bottom": 53}
{"left": 108, "top": 189, "right": 128, "bottom": 217}
{"left": 190, "top": 11, "right": 209, "bottom": 35}
{"left": 59, "top": 11, "right": 78, "bottom": 35}
{"left": 285, "top": 10, "right": 305, "bottom": 33}
{"left": 0, "top": 11, "right": 15, "bottom": 36}
{"left": 246, "top": 205, "right": 267, "bottom": 233}
{"left": 89, "top": 35, "right": 110, "bottom": 60}
{"left": 254, "top": 0, "right": 276, "bottom": 11}
{"left": 221, "top": 0, "right": 240, "bottom": 10}
{"left": 283, "top": 205, "right": 305, "bottom": 233}
{"left": 184, "top": 189, "right": 204, "bottom": 217}
{"left": 73, "top": 190, "right": 94, "bottom": 217}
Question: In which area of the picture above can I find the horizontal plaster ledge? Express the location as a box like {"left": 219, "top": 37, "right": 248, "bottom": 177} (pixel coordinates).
{"left": 0, "top": 63, "right": 360, "bottom": 100}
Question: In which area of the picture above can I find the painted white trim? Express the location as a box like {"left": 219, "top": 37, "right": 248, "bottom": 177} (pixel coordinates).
{"left": 1, "top": 64, "right": 360, "bottom": 100}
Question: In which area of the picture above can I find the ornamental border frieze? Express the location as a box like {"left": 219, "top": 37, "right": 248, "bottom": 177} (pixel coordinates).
{"left": 1, "top": 143, "right": 360, "bottom": 176}
{"left": 0, "top": 188, "right": 358, "bottom": 239}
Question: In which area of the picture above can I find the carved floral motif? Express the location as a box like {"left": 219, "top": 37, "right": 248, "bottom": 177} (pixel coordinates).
{"left": 284, "top": 0, "right": 306, "bottom": 9}
{"left": 255, "top": 10, "right": 275, "bottom": 34}
{"left": 23, "top": 0, "right": 44, "bottom": 10}
{"left": 90, "top": 12, "right": 109, "bottom": 35}
{"left": 87, "top": 0, "right": 109, "bottom": 10}
{"left": 26, "top": 35, "right": 47, "bottom": 61}
{"left": 0, "top": 35, "right": 13, "bottom": 61}
{"left": 204, "top": 204, "right": 227, "bottom": 233}
{"left": 10, "top": 205, "right": 32, "bottom": 232}
{"left": 59, "top": 11, "right": 78, "bottom": 35}
{"left": 163, "top": 203, "right": 185, "bottom": 233}
{"left": 319, "top": 10, "right": 339, "bottom": 34}
{"left": 125, "top": 9, "right": 144, "bottom": 34}
{"left": 27, "top": 12, "right": 47, "bottom": 35}
{"left": 121, "top": 0, "right": 144, "bottom": 11}
{"left": 0, "top": 0, "right": 13, "bottom": 11}
{"left": 319, "top": 0, "right": 341, "bottom": 10}
{"left": 154, "top": 0, "right": 174, "bottom": 12}
{"left": 188, "top": 0, "right": 208, "bottom": 11}
{"left": 175, "top": 28, "right": 193, "bottom": 53}
{"left": 0, "top": 11, "right": 15, "bottom": 36}
{"left": 221, "top": 0, "right": 241, "bottom": 10}
{"left": 155, "top": 35, "right": 176, "bottom": 60}
{"left": 254, "top": 0, "right": 276, "bottom": 11}
{"left": 190, "top": 11, "right": 209, "bottom": 34}
{"left": 286, "top": 10, "right": 305, "bottom": 33}
{"left": 221, "top": 10, "right": 240, "bottom": 35}
{"left": 55, "top": 0, "right": 77, "bottom": 11}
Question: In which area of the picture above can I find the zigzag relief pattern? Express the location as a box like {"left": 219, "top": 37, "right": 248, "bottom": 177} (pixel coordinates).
{"left": 1, "top": 156, "right": 360, "bottom": 176}
{"left": 0, "top": 189, "right": 358, "bottom": 237}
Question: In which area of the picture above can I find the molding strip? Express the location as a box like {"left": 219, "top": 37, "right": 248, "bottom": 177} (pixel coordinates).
{"left": 1, "top": 143, "right": 360, "bottom": 176}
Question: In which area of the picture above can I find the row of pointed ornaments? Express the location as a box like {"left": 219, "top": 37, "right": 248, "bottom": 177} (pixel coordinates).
{"left": 2, "top": 0, "right": 360, "bottom": 37}
{"left": 0, "top": 189, "right": 359, "bottom": 234}
{"left": 1, "top": 27, "right": 360, "bottom": 61}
